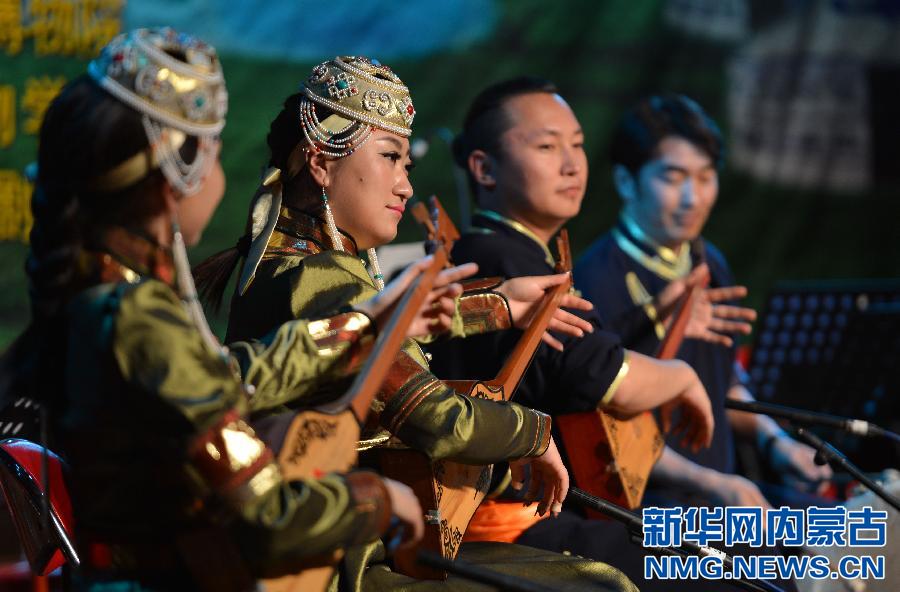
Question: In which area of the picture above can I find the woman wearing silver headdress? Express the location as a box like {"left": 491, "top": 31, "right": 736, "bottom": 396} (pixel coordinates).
{"left": 196, "top": 56, "right": 637, "bottom": 591}
{"left": 0, "top": 30, "right": 507, "bottom": 590}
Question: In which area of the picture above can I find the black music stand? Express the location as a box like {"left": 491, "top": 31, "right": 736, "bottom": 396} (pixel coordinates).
{"left": 746, "top": 280, "right": 900, "bottom": 471}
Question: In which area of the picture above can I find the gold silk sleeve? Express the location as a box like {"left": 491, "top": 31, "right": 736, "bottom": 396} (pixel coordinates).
{"left": 114, "top": 279, "right": 377, "bottom": 418}
{"left": 234, "top": 469, "right": 393, "bottom": 571}
{"left": 189, "top": 408, "right": 281, "bottom": 507}
{"left": 228, "top": 310, "right": 375, "bottom": 413}
{"left": 113, "top": 280, "right": 249, "bottom": 424}
{"left": 112, "top": 280, "right": 392, "bottom": 566}
{"left": 377, "top": 350, "right": 551, "bottom": 463}
{"left": 269, "top": 253, "right": 550, "bottom": 463}
{"left": 189, "top": 409, "right": 393, "bottom": 564}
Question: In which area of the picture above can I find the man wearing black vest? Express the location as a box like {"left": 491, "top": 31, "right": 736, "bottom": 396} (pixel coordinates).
{"left": 430, "top": 81, "right": 822, "bottom": 591}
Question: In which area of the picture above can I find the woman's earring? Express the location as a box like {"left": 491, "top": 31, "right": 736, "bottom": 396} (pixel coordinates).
{"left": 321, "top": 186, "right": 343, "bottom": 252}
{"left": 368, "top": 247, "right": 385, "bottom": 291}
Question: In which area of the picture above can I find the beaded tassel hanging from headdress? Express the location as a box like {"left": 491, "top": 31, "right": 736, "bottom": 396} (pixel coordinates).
{"left": 367, "top": 247, "right": 385, "bottom": 291}
{"left": 321, "top": 187, "right": 344, "bottom": 252}
{"left": 172, "top": 220, "right": 229, "bottom": 360}
{"left": 141, "top": 117, "right": 219, "bottom": 195}
{"left": 321, "top": 187, "right": 385, "bottom": 290}
{"left": 301, "top": 98, "right": 374, "bottom": 159}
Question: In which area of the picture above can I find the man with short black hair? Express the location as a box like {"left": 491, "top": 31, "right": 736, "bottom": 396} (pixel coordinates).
{"left": 433, "top": 78, "right": 715, "bottom": 439}
{"left": 431, "top": 82, "right": 813, "bottom": 592}
{"left": 575, "top": 94, "right": 831, "bottom": 510}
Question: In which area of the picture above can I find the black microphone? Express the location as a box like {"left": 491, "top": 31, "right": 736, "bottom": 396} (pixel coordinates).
{"left": 567, "top": 488, "right": 785, "bottom": 592}
{"left": 793, "top": 428, "right": 900, "bottom": 512}
{"left": 724, "top": 399, "right": 900, "bottom": 511}
{"left": 724, "top": 399, "right": 899, "bottom": 443}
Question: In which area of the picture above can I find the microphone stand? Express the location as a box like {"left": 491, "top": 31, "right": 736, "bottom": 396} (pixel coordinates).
{"left": 568, "top": 488, "right": 785, "bottom": 592}
{"left": 724, "top": 399, "right": 900, "bottom": 444}
{"left": 793, "top": 428, "right": 900, "bottom": 512}
{"left": 416, "top": 550, "right": 556, "bottom": 592}
{"left": 725, "top": 399, "right": 900, "bottom": 511}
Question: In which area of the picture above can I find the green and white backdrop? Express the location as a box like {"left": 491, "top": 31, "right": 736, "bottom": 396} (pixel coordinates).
{"left": 1, "top": 0, "right": 898, "bottom": 347}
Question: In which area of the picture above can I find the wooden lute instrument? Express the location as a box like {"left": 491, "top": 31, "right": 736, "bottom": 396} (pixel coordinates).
{"left": 261, "top": 248, "right": 448, "bottom": 592}
{"left": 379, "top": 196, "right": 572, "bottom": 580}
{"left": 556, "top": 248, "right": 709, "bottom": 514}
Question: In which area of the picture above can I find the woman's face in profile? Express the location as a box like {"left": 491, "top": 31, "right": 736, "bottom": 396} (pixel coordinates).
{"left": 325, "top": 129, "right": 414, "bottom": 250}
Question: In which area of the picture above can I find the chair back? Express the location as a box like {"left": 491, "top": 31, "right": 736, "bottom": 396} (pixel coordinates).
{"left": 0, "top": 439, "right": 78, "bottom": 575}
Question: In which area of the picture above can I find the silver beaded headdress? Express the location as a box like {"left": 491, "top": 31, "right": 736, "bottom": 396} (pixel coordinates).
{"left": 90, "top": 28, "right": 229, "bottom": 359}
{"left": 302, "top": 56, "right": 415, "bottom": 289}
{"left": 239, "top": 56, "right": 414, "bottom": 294}
{"left": 299, "top": 55, "right": 415, "bottom": 157}
{"left": 88, "top": 27, "right": 228, "bottom": 196}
